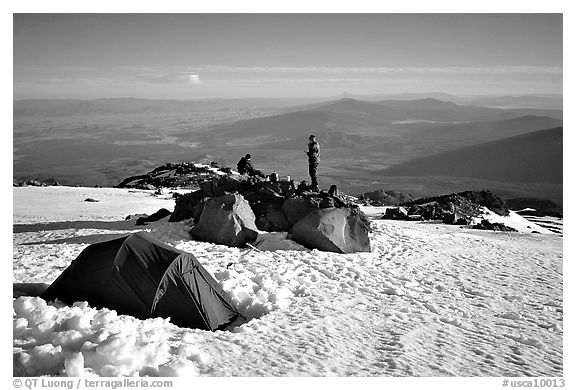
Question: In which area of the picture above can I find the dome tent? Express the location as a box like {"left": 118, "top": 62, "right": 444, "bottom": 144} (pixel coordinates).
{"left": 41, "top": 232, "right": 242, "bottom": 331}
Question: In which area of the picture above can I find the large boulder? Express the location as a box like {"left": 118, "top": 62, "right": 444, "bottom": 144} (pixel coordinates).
{"left": 169, "top": 190, "right": 208, "bottom": 222}
{"left": 442, "top": 212, "right": 470, "bottom": 225}
{"left": 291, "top": 207, "right": 371, "bottom": 253}
{"left": 281, "top": 198, "right": 319, "bottom": 226}
{"left": 382, "top": 206, "right": 409, "bottom": 221}
{"left": 190, "top": 193, "right": 258, "bottom": 247}
{"left": 256, "top": 208, "right": 291, "bottom": 232}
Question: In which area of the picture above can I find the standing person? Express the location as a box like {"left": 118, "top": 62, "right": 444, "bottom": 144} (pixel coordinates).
{"left": 306, "top": 134, "right": 320, "bottom": 190}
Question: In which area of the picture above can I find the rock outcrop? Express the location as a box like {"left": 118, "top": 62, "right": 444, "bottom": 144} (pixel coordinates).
{"left": 169, "top": 173, "right": 371, "bottom": 252}
{"left": 359, "top": 189, "right": 414, "bottom": 206}
{"left": 115, "top": 162, "right": 231, "bottom": 190}
{"left": 471, "top": 219, "right": 518, "bottom": 232}
{"left": 382, "top": 190, "right": 509, "bottom": 227}
{"left": 13, "top": 178, "right": 62, "bottom": 187}
{"left": 116, "top": 161, "right": 373, "bottom": 252}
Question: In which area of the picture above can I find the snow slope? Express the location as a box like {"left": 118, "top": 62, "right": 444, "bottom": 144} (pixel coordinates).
{"left": 12, "top": 186, "right": 564, "bottom": 378}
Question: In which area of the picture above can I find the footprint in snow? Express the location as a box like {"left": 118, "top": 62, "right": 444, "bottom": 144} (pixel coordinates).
{"left": 507, "top": 334, "right": 546, "bottom": 350}
{"left": 497, "top": 312, "right": 523, "bottom": 321}
{"left": 423, "top": 302, "right": 439, "bottom": 314}
{"left": 462, "top": 286, "right": 490, "bottom": 298}
{"left": 503, "top": 294, "right": 523, "bottom": 302}
{"left": 382, "top": 287, "right": 405, "bottom": 296}
{"left": 439, "top": 316, "right": 467, "bottom": 329}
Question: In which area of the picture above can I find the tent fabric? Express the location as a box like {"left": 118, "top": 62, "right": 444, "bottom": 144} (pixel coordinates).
{"left": 41, "top": 232, "right": 242, "bottom": 331}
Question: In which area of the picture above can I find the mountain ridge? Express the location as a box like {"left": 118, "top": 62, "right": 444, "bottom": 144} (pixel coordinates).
{"left": 380, "top": 127, "right": 563, "bottom": 184}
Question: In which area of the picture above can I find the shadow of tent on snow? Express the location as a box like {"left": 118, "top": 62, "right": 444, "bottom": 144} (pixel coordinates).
{"left": 40, "top": 232, "right": 244, "bottom": 331}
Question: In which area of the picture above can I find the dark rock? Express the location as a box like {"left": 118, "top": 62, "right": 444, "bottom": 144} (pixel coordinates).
{"left": 42, "top": 178, "right": 61, "bottom": 186}
{"left": 84, "top": 198, "right": 100, "bottom": 202}
{"left": 443, "top": 212, "right": 470, "bottom": 225}
{"left": 382, "top": 207, "right": 409, "bottom": 221}
{"left": 135, "top": 208, "right": 172, "bottom": 226}
{"left": 319, "top": 196, "right": 335, "bottom": 208}
{"left": 292, "top": 207, "right": 371, "bottom": 253}
{"left": 402, "top": 191, "right": 506, "bottom": 222}
{"left": 256, "top": 216, "right": 274, "bottom": 231}
{"left": 256, "top": 208, "right": 291, "bottom": 232}
{"left": 115, "top": 173, "right": 151, "bottom": 188}
{"left": 26, "top": 180, "right": 43, "bottom": 187}
{"left": 254, "top": 180, "right": 293, "bottom": 198}
{"left": 191, "top": 198, "right": 210, "bottom": 223}
{"left": 125, "top": 213, "right": 149, "bottom": 221}
{"left": 115, "top": 162, "right": 233, "bottom": 190}
{"left": 471, "top": 219, "right": 517, "bottom": 232}
{"left": 421, "top": 203, "right": 440, "bottom": 220}
{"left": 190, "top": 193, "right": 258, "bottom": 247}
{"left": 169, "top": 190, "right": 207, "bottom": 222}
{"left": 199, "top": 175, "right": 246, "bottom": 197}
{"left": 281, "top": 198, "right": 318, "bottom": 226}
{"left": 457, "top": 190, "right": 509, "bottom": 216}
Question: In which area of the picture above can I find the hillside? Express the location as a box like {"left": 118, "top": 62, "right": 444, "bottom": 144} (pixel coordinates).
{"left": 380, "top": 127, "right": 563, "bottom": 184}
{"left": 199, "top": 98, "right": 562, "bottom": 152}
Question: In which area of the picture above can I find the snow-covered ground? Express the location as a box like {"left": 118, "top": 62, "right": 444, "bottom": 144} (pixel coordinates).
{"left": 12, "top": 186, "right": 564, "bottom": 379}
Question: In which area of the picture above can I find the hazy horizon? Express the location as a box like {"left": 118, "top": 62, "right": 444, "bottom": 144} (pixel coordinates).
{"left": 12, "top": 91, "right": 564, "bottom": 103}
{"left": 14, "top": 14, "right": 562, "bottom": 100}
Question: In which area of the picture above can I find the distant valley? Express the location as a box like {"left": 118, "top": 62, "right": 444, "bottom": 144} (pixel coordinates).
{"left": 13, "top": 94, "right": 563, "bottom": 204}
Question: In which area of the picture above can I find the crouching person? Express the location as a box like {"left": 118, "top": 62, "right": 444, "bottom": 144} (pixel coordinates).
{"left": 237, "top": 154, "right": 266, "bottom": 177}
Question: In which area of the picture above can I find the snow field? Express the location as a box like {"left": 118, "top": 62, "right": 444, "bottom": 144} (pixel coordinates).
{"left": 13, "top": 187, "right": 563, "bottom": 377}
{"left": 13, "top": 297, "right": 200, "bottom": 376}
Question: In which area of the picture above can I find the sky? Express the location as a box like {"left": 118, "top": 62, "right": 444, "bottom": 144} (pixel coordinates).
{"left": 13, "top": 13, "right": 563, "bottom": 100}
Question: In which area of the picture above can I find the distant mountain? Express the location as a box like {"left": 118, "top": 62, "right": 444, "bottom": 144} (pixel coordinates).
{"left": 284, "top": 97, "right": 461, "bottom": 116}
{"left": 497, "top": 107, "right": 562, "bottom": 120}
{"left": 13, "top": 97, "right": 324, "bottom": 117}
{"left": 15, "top": 95, "right": 563, "bottom": 119}
{"left": 328, "top": 93, "right": 563, "bottom": 110}
{"left": 380, "top": 127, "right": 562, "bottom": 184}
{"left": 284, "top": 97, "right": 561, "bottom": 123}
{"left": 201, "top": 98, "right": 562, "bottom": 154}
{"left": 465, "top": 95, "right": 562, "bottom": 110}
